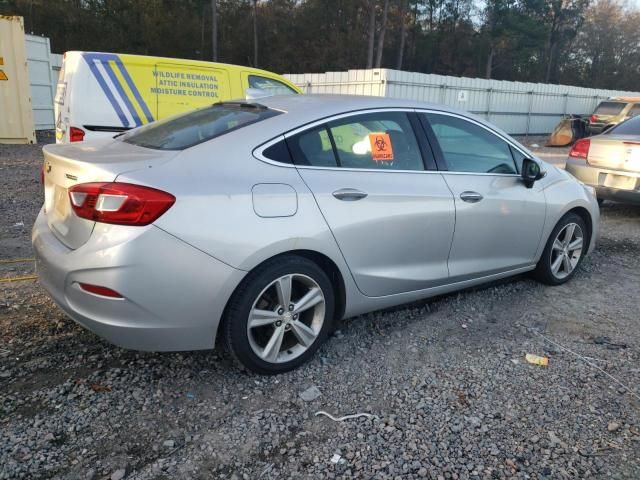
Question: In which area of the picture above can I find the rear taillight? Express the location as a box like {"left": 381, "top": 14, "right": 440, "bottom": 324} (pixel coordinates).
{"left": 69, "top": 126, "right": 85, "bottom": 142}
{"left": 68, "top": 182, "right": 175, "bottom": 226}
{"left": 79, "top": 283, "right": 123, "bottom": 298}
{"left": 589, "top": 114, "right": 597, "bottom": 124}
{"left": 569, "top": 138, "right": 590, "bottom": 160}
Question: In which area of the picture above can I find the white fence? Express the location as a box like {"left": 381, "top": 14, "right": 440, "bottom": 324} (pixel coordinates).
{"left": 285, "top": 69, "right": 640, "bottom": 135}
{"left": 25, "top": 34, "right": 61, "bottom": 130}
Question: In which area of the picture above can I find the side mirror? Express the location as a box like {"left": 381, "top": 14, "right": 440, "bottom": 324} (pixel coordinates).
{"left": 521, "top": 158, "right": 545, "bottom": 188}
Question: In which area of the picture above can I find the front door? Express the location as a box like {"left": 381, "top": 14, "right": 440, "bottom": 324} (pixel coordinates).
{"left": 287, "top": 111, "right": 456, "bottom": 297}
{"left": 420, "top": 112, "right": 546, "bottom": 280}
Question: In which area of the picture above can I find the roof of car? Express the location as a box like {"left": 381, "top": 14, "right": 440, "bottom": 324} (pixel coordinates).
{"left": 230, "top": 94, "right": 534, "bottom": 160}
{"left": 258, "top": 94, "right": 457, "bottom": 118}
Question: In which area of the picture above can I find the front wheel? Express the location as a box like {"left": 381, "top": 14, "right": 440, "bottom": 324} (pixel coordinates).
{"left": 223, "top": 256, "right": 335, "bottom": 374}
{"left": 533, "top": 213, "right": 588, "bottom": 285}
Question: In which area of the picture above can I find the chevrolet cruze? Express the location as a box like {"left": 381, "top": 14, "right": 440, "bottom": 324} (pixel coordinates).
{"left": 33, "top": 95, "right": 600, "bottom": 373}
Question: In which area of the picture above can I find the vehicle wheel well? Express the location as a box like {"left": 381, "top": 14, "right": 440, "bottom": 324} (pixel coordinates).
{"left": 566, "top": 206, "right": 593, "bottom": 249}
{"left": 216, "top": 250, "right": 346, "bottom": 345}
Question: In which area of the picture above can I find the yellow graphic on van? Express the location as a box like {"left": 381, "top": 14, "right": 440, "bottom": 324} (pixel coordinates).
{"left": 83, "top": 52, "right": 154, "bottom": 127}
{"left": 82, "top": 52, "right": 236, "bottom": 128}
{"left": 0, "top": 57, "right": 8, "bottom": 81}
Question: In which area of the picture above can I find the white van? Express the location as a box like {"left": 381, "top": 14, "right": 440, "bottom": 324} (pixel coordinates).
{"left": 54, "top": 51, "right": 300, "bottom": 143}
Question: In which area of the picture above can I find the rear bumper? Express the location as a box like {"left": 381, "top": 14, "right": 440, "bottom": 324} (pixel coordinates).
{"left": 565, "top": 158, "right": 640, "bottom": 205}
{"left": 32, "top": 208, "right": 245, "bottom": 351}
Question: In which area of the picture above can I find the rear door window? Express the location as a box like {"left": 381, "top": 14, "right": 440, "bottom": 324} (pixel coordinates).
{"left": 594, "top": 102, "right": 626, "bottom": 116}
{"left": 327, "top": 112, "right": 424, "bottom": 171}
{"left": 287, "top": 126, "right": 338, "bottom": 167}
{"left": 122, "top": 103, "right": 280, "bottom": 150}
{"left": 286, "top": 112, "right": 425, "bottom": 171}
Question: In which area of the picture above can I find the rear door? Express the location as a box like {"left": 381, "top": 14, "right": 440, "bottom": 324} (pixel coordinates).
{"left": 154, "top": 63, "right": 230, "bottom": 118}
{"left": 419, "top": 112, "right": 546, "bottom": 280}
{"left": 287, "top": 110, "right": 455, "bottom": 297}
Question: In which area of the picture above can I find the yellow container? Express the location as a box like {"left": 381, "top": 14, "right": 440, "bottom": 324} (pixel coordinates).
{"left": 0, "top": 16, "right": 36, "bottom": 144}
{"left": 525, "top": 353, "right": 549, "bottom": 367}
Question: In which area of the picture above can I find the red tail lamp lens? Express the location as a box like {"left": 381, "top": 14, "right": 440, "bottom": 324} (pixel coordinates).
{"left": 569, "top": 138, "right": 590, "bottom": 159}
{"left": 79, "top": 283, "right": 123, "bottom": 298}
{"left": 68, "top": 182, "right": 175, "bottom": 226}
{"left": 69, "top": 127, "right": 85, "bottom": 142}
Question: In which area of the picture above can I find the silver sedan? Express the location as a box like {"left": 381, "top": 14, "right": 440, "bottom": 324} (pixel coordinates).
{"left": 32, "top": 95, "right": 599, "bottom": 373}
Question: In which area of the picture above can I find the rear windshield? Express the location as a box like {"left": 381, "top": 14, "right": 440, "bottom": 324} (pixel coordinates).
{"left": 122, "top": 103, "right": 281, "bottom": 150}
{"left": 594, "top": 101, "right": 626, "bottom": 116}
{"left": 608, "top": 116, "right": 640, "bottom": 135}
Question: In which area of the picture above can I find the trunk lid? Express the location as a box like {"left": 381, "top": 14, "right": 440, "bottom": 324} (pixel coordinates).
{"left": 587, "top": 135, "right": 640, "bottom": 172}
{"left": 42, "top": 138, "right": 179, "bottom": 249}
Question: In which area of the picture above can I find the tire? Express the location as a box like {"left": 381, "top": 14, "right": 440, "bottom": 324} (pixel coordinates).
{"left": 223, "top": 255, "right": 335, "bottom": 374}
{"left": 533, "top": 212, "right": 588, "bottom": 286}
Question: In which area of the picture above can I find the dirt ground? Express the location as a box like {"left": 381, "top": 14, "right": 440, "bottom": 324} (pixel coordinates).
{"left": 1, "top": 139, "right": 639, "bottom": 480}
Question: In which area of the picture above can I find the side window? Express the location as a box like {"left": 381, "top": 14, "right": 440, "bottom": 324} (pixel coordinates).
{"left": 424, "top": 113, "right": 517, "bottom": 174}
{"left": 262, "top": 139, "right": 293, "bottom": 164}
{"left": 248, "top": 75, "right": 297, "bottom": 95}
{"left": 628, "top": 104, "right": 640, "bottom": 118}
{"left": 287, "top": 126, "right": 337, "bottom": 167}
{"left": 327, "top": 112, "right": 424, "bottom": 171}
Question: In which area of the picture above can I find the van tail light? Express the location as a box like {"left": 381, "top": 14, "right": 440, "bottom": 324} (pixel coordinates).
{"left": 589, "top": 114, "right": 597, "bottom": 124}
{"left": 68, "top": 182, "right": 175, "bottom": 226}
{"left": 40, "top": 164, "right": 45, "bottom": 185}
{"left": 569, "top": 138, "right": 590, "bottom": 160}
{"left": 69, "top": 126, "right": 85, "bottom": 142}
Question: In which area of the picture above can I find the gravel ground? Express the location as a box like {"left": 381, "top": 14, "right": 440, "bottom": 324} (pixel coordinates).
{"left": 1, "top": 138, "right": 639, "bottom": 480}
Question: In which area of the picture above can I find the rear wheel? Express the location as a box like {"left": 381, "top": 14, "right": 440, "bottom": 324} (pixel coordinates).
{"left": 534, "top": 213, "right": 588, "bottom": 285}
{"left": 223, "top": 256, "right": 335, "bottom": 374}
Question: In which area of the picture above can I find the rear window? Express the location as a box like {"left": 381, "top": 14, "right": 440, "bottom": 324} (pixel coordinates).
{"left": 122, "top": 103, "right": 281, "bottom": 150}
{"left": 608, "top": 116, "right": 640, "bottom": 135}
{"left": 594, "top": 101, "right": 626, "bottom": 116}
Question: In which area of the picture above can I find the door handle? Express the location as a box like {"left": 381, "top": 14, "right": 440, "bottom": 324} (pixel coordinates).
{"left": 460, "top": 191, "right": 483, "bottom": 203}
{"left": 332, "top": 188, "right": 368, "bottom": 201}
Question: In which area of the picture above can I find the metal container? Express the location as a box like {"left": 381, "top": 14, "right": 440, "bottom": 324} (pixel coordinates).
{"left": 0, "top": 15, "right": 36, "bottom": 144}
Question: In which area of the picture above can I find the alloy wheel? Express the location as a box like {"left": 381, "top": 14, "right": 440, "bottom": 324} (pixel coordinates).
{"left": 246, "top": 274, "right": 325, "bottom": 364}
{"left": 550, "top": 222, "right": 584, "bottom": 280}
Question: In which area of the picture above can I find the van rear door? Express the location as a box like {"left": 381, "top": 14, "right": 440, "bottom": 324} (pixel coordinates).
{"left": 154, "top": 63, "right": 230, "bottom": 118}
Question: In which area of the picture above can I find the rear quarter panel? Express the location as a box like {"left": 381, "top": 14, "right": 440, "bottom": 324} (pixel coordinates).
{"left": 114, "top": 127, "right": 357, "bottom": 299}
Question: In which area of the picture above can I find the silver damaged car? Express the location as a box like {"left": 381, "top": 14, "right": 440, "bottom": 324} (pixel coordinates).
{"left": 32, "top": 95, "right": 600, "bottom": 373}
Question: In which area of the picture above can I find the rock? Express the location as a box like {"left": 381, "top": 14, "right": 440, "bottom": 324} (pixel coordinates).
{"left": 163, "top": 439, "right": 175, "bottom": 448}
{"left": 299, "top": 386, "right": 321, "bottom": 402}
{"left": 548, "top": 431, "right": 561, "bottom": 445}
{"left": 608, "top": 422, "right": 621, "bottom": 432}
{"left": 111, "top": 468, "right": 127, "bottom": 480}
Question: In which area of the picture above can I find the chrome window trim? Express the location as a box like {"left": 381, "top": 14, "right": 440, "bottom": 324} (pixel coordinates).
{"left": 253, "top": 106, "right": 534, "bottom": 178}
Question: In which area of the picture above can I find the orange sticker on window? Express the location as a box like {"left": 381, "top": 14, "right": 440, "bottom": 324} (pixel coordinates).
{"left": 369, "top": 132, "right": 394, "bottom": 161}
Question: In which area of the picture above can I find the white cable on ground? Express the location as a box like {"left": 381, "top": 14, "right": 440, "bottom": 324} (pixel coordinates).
{"left": 315, "top": 411, "right": 378, "bottom": 422}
